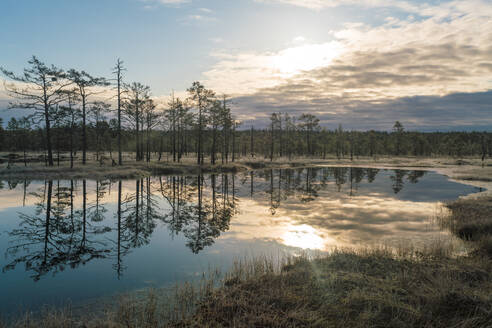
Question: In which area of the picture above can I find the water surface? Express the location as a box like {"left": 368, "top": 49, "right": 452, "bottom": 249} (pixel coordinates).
{"left": 0, "top": 167, "right": 481, "bottom": 314}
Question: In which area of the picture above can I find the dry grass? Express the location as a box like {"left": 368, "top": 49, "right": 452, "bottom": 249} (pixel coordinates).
{"left": 441, "top": 196, "right": 492, "bottom": 258}
{"left": 1, "top": 152, "right": 491, "bottom": 180}
{"left": 2, "top": 246, "right": 492, "bottom": 328}
{"left": 0, "top": 160, "right": 248, "bottom": 180}
{"left": 453, "top": 168, "right": 492, "bottom": 182}
{"left": 178, "top": 247, "right": 492, "bottom": 328}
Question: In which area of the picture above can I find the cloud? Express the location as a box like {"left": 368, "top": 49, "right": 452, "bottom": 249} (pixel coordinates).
{"left": 210, "top": 37, "right": 225, "bottom": 44}
{"left": 202, "top": 0, "right": 492, "bottom": 130}
{"left": 178, "top": 6, "right": 217, "bottom": 24}
{"left": 141, "top": 0, "right": 190, "bottom": 6}
{"left": 159, "top": 0, "right": 189, "bottom": 3}
{"left": 185, "top": 14, "right": 215, "bottom": 21}
{"left": 204, "top": 41, "right": 343, "bottom": 94}
{"left": 139, "top": 0, "right": 191, "bottom": 10}
{"left": 291, "top": 36, "right": 307, "bottom": 44}
{"left": 179, "top": 14, "right": 217, "bottom": 24}
{"left": 233, "top": 90, "right": 492, "bottom": 131}
{"left": 253, "top": 0, "right": 424, "bottom": 12}
{"left": 198, "top": 7, "right": 213, "bottom": 13}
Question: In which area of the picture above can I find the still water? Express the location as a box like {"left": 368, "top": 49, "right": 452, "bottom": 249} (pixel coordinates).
{"left": 0, "top": 167, "right": 481, "bottom": 313}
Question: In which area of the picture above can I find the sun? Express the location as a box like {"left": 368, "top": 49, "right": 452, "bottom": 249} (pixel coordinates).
{"left": 271, "top": 41, "right": 342, "bottom": 77}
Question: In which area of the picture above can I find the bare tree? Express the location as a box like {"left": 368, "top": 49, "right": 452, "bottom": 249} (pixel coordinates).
{"left": 220, "top": 96, "right": 232, "bottom": 164}
{"left": 89, "top": 101, "right": 111, "bottom": 162}
{"left": 123, "top": 82, "right": 150, "bottom": 162}
{"left": 1, "top": 56, "right": 71, "bottom": 166}
{"left": 393, "top": 121, "right": 405, "bottom": 156}
{"left": 112, "top": 59, "right": 125, "bottom": 165}
{"left": 165, "top": 92, "right": 179, "bottom": 162}
{"left": 58, "top": 89, "right": 81, "bottom": 168}
{"left": 143, "top": 98, "right": 160, "bottom": 162}
{"left": 67, "top": 69, "right": 109, "bottom": 165}
{"left": 298, "top": 114, "right": 320, "bottom": 157}
{"left": 187, "top": 82, "right": 215, "bottom": 165}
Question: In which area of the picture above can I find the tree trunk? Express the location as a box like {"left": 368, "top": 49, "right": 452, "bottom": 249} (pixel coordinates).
{"left": 198, "top": 103, "right": 202, "bottom": 165}
{"left": 70, "top": 126, "right": 74, "bottom": 169}
{"left": 44, "top": 112, "right": 54, "bottom": 166}
{"left": 135, "top": 96, "right": 140, "bottom": 162}
{"left": 82, "top": 95, "right": 87, "bottom": 165}
{"left": 232, "top": 123, "right": 236, "bottom": 162}
{"left": 117, "top": 71, "right": 122, "bottom": 165}
{"left": 212, "top": 125, "right": 217, "bottom": 165}
{"left": 270, "top": 122, "right": 274, "bottom": 162}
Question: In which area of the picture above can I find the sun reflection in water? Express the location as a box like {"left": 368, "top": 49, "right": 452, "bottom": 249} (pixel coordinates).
{"left": 281, "top": 224, "right": 328, "bottom": 250}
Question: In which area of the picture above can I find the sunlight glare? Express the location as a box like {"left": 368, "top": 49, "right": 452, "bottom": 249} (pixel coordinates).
{"left": 271, "top": 41, "right": 342, "bottom": 76}
{"left": 281, "top": 224, "right": 327, "bottom": 250}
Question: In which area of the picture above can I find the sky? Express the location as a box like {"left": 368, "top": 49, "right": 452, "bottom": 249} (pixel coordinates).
{"left": 0, "top": 0, "right": 491, "bottom": 131}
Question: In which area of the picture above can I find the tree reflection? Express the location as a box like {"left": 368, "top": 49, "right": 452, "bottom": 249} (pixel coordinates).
{"left": 121, "top": 179, "right": 157, "bottom": 249}
{"left": 247, "top": 167, "right": 430, "bottom": 211}
{"left": 407, "top": 170, "right": 426, "bottom": 184}
{"left": 112, "top": 180, "right": 129, "bottom": 278}
{"left": 88, "top": 180, "right": 110, "bottom": 222}
{"left": 3, "top": 180, "right": 112, "bottom": 281}
{"left": 159, "top": 175, "right": 195, "bottom": 237}
{"left": 158, "top": 174, "right": 236, "bottom": 254}
{"left": 390, "top": 170, "right": 408, "bottom": 194}
{"left": 366, "top": 168, "right": 380, "bottom": 183}
{"left": 2, "top": 167, "right": 424, "bottom": 281}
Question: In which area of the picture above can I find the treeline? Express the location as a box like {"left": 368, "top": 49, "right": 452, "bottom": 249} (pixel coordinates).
{"left": 1, "top": 56, "right": 491, "bottom": 166}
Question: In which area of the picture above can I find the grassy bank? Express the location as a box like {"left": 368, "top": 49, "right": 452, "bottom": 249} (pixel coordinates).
{"left": 1, "top": 153, "right": 491, "bottom": 181}
{"left": 442, "top": 197, "right": 492, "bottom": 257}
{"left": 3, "top": 245, "right": 492, "bottom": 327}
{"left": 182, "top": 250, "right": 492, "bottom": 328}
{"left": 0, "top": 161, "right": 248, "bottom": 180}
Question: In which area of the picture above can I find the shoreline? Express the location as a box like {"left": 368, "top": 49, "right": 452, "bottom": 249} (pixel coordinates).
{"left": 1, "top": 156, "right": 490, "bottom": 196}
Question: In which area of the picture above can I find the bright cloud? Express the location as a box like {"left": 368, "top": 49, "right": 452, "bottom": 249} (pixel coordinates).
{"left": 202, "top": 0, "right": 492, "bottom": 129}
{"left": 254, "top": 0, "right": 423, "bottom": 12}
{"left": 208, "top": 1, "right": 492, "bottom": 97}
{"left": 143, "top": 0, "right": 190, "bottom": 5}
{"left": 204, "top": 41, "right": 342, "bottom": 95}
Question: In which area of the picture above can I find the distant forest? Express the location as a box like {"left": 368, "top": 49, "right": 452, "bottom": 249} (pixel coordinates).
{"left": 1, "top": 56, "right": 491, "bottom": 166}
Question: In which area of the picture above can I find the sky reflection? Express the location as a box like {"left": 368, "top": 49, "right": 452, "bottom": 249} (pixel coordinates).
{"left": 0, "top": 168, "right": 481, "bottom": 313}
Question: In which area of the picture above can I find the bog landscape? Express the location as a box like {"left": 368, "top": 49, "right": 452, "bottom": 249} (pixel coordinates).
{"left": 0, "top": 1, "right": 491, "bottom": 327}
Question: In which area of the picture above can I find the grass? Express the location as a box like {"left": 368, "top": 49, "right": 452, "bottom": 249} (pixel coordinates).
{"left": 0, "top": 158, "right": 249, "bottom": 180}
{"left": 1, "top": 152, "right": 492, "bottom": 181}
{"left": 441, "top": 196, "right": 492, "bottom": 258}
{"left": 2, "top": 246, "right": 492, "bottom": 328}
{"left": 182, "top": 249, "right": 492, "bottom": 328}
{"left": 452, "top": 168, "right": 492, "bottom": 182}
